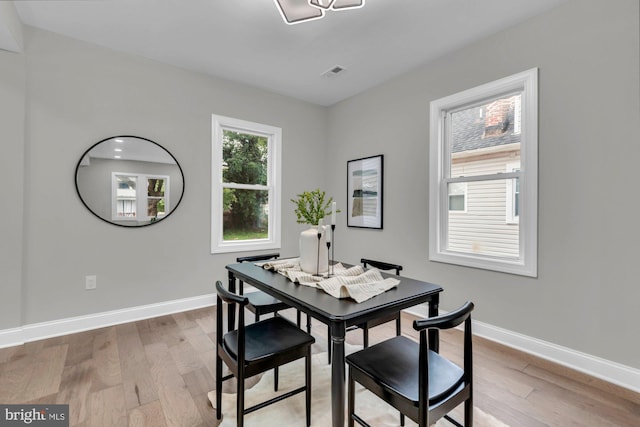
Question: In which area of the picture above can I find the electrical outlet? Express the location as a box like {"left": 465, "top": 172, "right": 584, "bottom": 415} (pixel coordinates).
{"left": 85, "top": 275, "right": 97, "bottom": 290}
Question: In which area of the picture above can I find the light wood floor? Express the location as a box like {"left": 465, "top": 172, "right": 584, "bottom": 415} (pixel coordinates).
{"left": 0, "top": 307, "right": 638, "bottom": 426}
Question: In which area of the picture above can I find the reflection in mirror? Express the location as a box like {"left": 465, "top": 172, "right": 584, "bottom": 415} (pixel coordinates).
{"left": 75, "top": 136, "right": 184, "bottom": 227}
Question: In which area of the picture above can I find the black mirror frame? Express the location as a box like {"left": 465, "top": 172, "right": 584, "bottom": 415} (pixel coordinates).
{"left": 74, "top": 135, "right": 185, "bottom": 228}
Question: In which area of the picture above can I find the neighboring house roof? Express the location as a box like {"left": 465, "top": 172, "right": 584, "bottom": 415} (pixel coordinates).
{"left": 451, "top": 100, "right": 520, "bottom": 154}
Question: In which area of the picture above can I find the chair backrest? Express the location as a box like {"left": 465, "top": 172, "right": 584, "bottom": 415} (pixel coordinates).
{"left": 414, "top": 301, "right": 474, "bottom": 416}
{"left": 361, "top": 258, "right": 403, "bottom": 275}
{"left": 215, "top": 280, "right": 249, "bottom": 361}
{"left": 237, "top": 253, "right": 280, "bottom": 263}
{"left": 235, "top": 253, "right": 280, "bottom": 294}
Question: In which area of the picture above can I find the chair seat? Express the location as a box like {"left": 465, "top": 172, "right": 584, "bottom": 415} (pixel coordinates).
{"left": 346, "top": 336, "right": 464, "bottom": 404}
{"left": 246, "top": 291, "right": 291, "bottom": 314}
{"left": 223, "top": 316, "right": 315, "bottom": 364}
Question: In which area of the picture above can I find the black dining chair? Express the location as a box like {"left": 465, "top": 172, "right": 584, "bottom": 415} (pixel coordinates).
{"left": 215, "top": 281, "right": 315, "bottom": 427}
{"left": 237, "top": 253, "right": 310, "bottom": 333}
{"left": 327, "top": 258, "right": 403, "bottom": 363}
{"left": 346, "top": 301, "right": 474, "bottom": 427}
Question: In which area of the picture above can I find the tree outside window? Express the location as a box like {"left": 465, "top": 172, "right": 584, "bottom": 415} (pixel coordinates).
{"left": 222, "top": 131, "right": 269, "bottom": 240}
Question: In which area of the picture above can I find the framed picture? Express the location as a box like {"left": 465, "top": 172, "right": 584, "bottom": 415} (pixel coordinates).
{"left": 347, "top": 155, "right": 383, "bottom": 229}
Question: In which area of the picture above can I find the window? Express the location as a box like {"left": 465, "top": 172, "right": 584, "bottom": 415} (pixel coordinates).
{"left": 448, "top": 182, "right": 467, "bottom": 212}
{"left": 112, "top": 173, "right": 169, "bottom": 221}
{"left": 506, "top": 162, "right": 520, "bottom": 224}
{"left": 429, "top": 68, "right": 537, "bottom": 277}
{"left": 211, "top": 115, "right": 281, "bottom": 254}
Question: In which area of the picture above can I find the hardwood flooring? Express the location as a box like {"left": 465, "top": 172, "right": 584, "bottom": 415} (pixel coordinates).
{"left": 0, "top": 307, "right": 637, "bottom": 426}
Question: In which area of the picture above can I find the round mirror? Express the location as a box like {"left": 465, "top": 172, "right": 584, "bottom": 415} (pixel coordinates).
{"left": 75, "top": 136, "right": 184, "bottom": 227}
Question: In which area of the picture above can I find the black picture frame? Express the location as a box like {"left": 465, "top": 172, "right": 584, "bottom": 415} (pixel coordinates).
{"left": 347, "top": 155, "right": 383, "bottom": 229}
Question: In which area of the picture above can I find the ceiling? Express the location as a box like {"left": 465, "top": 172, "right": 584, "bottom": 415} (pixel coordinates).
{"left": 7, "top": 0, "right": 568, "bottom": 106}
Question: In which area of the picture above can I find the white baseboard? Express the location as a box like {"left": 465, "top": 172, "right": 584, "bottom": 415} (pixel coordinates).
{"left": 0, "top": 294, "right": 216, "bottom": 349}
{"left": 2, "top": 297, "right": 638, "bottom": 394}
{"left": 404, "top": 304, "right": 640, "bottom": 394}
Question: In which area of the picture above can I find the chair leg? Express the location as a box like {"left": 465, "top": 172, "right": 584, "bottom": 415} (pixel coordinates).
{"left": 255, "top": 313, "right": 260, "bottom": 322}
{"left": 396, "top": 312, "right": 403, "bottom": 427}
{"left": 465, "top": 394, "right": 473, "bottom": 426}
{"left": 348, "top": 370, "right": 355, "bottom": 427}
{"left": 297, "top": 310, "right": 301, "bottom": 328}
{"left": 215, "top": 353, "right": 223, "bottom": 420}
{"left": 274, "top": 367, "right": 279, "bottom": 391}
{"left": 237, "top": 376, "right": 245, "bottom": 427}
{"left": 305, "top": 349, "right": 312, "bottom": 427}
{"left": 306, "top": 314, "right": 312, "bottom": 334}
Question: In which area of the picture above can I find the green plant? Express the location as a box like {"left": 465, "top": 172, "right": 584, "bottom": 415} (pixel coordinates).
{"left": 291, "top": 189, "right": 339, "bottom": 225}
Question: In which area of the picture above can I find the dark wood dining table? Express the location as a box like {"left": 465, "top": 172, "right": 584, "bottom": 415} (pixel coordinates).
{"left": 225, "top": 261, "right": 443, "bottom": 427}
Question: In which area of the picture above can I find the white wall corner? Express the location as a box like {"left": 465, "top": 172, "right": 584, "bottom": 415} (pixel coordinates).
{"left": 405, "top": 304, "right": 640, "bottom": 394}
{"left": 0, "top": 1, "right": 24, "bottom": 53}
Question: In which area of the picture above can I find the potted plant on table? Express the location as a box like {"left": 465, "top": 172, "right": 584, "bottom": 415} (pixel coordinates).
{"left": 291, "top": 189, "right": 339, "bottom": 274}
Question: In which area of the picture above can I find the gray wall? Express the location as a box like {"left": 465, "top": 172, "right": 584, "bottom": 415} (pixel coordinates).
{"left": 0, "top": 48, "right": 25, "bottom": 329}
{"left": 327, "top": 0, "right": 640, "bottom": 368}
{"left": 3, "top": 26, "right": 327, "bottom": 326}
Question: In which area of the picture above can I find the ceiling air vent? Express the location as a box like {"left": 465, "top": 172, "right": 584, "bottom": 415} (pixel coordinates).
{"left": 322, "top": 65, "right": 346, "bottom": 78}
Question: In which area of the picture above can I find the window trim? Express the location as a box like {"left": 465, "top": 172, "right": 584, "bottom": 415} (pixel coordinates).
{"left": 429, "top": 68, "right": 538, "bottom": 277}
{"left": 211, "top": 115, "right": 282, "bottom": 254}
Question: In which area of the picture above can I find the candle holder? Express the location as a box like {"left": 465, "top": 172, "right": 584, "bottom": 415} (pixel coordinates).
{"left": 326, "top": 239, "right": 332, "bottom": 277}
{"left": 313, "top": 230, "right": 323, "bottom": 279}
{"left": 330, "top": 224, "right": 336, "bottom": 276}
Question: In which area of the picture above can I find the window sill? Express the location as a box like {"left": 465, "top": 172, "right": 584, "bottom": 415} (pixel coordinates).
{"left": 430, "top": 250, "right": 536, "bottom": 277}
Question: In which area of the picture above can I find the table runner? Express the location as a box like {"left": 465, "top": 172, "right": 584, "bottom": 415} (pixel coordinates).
{"left": 256, "top": 258, "right": 399, "bottom": 303}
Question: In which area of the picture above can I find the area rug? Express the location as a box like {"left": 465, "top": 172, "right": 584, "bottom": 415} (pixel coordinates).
{"left": 208, "top": 350, "right": 508, "bottom": 427}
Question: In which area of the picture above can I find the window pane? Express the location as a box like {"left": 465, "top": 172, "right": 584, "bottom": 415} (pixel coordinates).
{"left": 223, "top": 189, "right": 269, "bottom": 241}
{"left": 222, "top": 130, "right": 268, "bottom": 185}
{"left": 116, "top": 175, "right": 137, "bottom": 217}
{"left": 147, "top": 178, "right": 165, "bottom": 198}
{"left": 449, "top": 195, "right": 465, "bottom": 211}
{"left": 450, "top": 94, "right": 521, "bottom": 178}
{"left": 447, "top": 178, "right": 519, "bottom": 258}
{"left": 147, "top": 198, "right": 165, "bottom": 218}
{"left": 147, "top": 178, "right": 166, "bottom": 218}
{"left": 448, "top": 182, "right": 466, "bottom": 211}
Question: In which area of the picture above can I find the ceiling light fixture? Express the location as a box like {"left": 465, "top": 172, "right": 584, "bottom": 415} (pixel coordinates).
{"left": 274, "top": 0, "right": 365, "bottom": 25}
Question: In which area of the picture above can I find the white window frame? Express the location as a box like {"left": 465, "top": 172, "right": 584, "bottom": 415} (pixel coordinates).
{"left": 211, "top": 115, "right": 282, "bottom": 254}
{"left": 429, "top": 68, "right": 538, "bottom": 277}
{"left": 112, "top": 172, "right": 170, "bottom": 222}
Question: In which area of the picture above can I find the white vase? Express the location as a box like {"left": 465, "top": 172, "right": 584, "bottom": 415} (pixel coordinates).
{"left": 299, "top": 226, "right": 328, "bottom": 274}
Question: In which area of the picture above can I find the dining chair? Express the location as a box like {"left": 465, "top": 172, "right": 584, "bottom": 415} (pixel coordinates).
{"left": 327, "top": 258, "right": 403, "bottom": 363}
{"left": 237, "top": 253, "right": 310, "bottom": 333}
{"left": 215, "top": 281, "right": 315, "bottom": 427}
{"left": 346, "top": 301, "right": 475, "bottom": 427}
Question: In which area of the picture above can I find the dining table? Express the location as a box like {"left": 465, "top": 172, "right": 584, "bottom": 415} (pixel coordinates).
{"left": 225, "top": 260, "right": 443, "bottom": 427}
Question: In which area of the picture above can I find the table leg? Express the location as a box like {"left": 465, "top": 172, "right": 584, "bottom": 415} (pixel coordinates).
{"left": 428, "top": 293, "right": 440, "bottom": 353}
{"left": 227, "top": 270, "right": 236, "bottom": 330}
{"left": 330, "top": 322, "right": 346, "bottom": 427}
